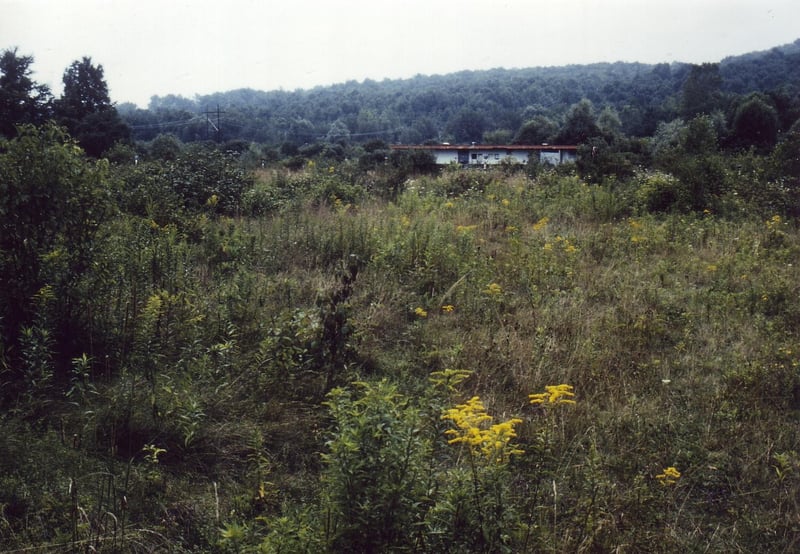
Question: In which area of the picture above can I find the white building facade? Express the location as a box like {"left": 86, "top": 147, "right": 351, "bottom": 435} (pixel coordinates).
{"left": 391, "top": 144, "right": 578, "bottom": 166}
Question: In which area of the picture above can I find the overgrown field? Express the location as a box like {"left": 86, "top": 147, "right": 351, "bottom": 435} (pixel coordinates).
{"left": 2, "top": 134, "right": 800, "bottom": 552}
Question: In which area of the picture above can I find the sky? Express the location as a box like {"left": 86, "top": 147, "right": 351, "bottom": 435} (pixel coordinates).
{"left": 2, "top": 0, "right": 799, "bottom": 108}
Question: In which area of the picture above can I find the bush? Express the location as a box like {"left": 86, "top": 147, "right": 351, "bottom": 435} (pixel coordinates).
{"left": 635, "top": 170, "right": 689, "bottom": 213}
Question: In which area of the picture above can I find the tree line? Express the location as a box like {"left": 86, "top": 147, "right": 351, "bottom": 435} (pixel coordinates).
{"left": 0, "top": 48, "right": 129, "bottom": 156}
{"left": 116, "top": 39, "right": 800, "bottom": 150}
{"left": 2, "top": 40, "right": 800, "bottom": 164}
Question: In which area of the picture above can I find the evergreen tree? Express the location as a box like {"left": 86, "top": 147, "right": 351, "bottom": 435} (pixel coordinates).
{"left": 0, "top": 48, "right": 52, "bottom": 137}
{"left": 54, "top": 57, "right": 130, "bottom": 156}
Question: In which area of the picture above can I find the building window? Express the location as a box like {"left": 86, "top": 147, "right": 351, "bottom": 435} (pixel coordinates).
{"left": 471, "top": 153, "right": 477, "bottom": 160}
{"left": 494, "top": 153, "right": 500, "bottom": 160}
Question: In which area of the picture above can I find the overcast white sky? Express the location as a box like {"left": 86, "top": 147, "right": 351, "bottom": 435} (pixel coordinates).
{"left": 2, "top": 0, "right": 799, "bottom": 108}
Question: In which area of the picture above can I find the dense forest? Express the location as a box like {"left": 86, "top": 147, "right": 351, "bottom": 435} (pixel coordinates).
{"left": 115, "top": 38, "right": 800, "bottom": 148}
{"left": 2, "top": 39, "right": 800, "bottom": 553}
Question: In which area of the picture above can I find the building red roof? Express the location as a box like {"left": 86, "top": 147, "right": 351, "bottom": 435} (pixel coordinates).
{"left": 390, "top": 144, "right": 578, "bottom": 151}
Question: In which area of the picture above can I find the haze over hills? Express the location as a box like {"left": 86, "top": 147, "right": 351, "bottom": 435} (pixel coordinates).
{"left": 120, "top": 38, "right": 800, "bottom": 146}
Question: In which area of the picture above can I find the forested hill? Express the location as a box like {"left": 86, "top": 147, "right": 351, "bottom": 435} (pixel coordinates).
{"left": 119, "top": 38, "right": 800, "bottom": 146}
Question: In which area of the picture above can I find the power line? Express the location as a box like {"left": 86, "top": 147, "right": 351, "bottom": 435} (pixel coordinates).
{"left": 204, "top": 104, "right": 224, "bottom": 142}
{"left": 127, "top": 116, "right": 205, "bottom": 130}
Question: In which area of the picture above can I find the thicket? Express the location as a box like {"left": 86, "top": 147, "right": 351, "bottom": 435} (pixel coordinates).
{"left": 2, "top": 118, "right": 800, "bottom": 552}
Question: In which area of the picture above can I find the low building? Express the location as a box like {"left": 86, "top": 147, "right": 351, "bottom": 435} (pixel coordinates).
{"left": 391, "top": 144, "right": 578, "bottom": 166}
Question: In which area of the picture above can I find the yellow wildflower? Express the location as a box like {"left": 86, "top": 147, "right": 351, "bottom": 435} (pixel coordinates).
{"left": 532, "top": 216, "right": 549, "bottom": 231}
{"left": 483, "top": 282, "right": 503, "bottom": 296}
{"left": 529, "top": 384, "right": 576, "bottom": 405}
{"left": 441, "top": 304, "right": 455, "bottom": 313}
{"left": 501, "top": 198, "right": 510, "bottom": 207}
{"left": 442, "top": 396, "right": 524, "bottom": 463}
{"left": 414, "top": 307, "right": 428, "bottom": 318}
{"left": 656, "top": 466, "right": 681, "bottom": 485}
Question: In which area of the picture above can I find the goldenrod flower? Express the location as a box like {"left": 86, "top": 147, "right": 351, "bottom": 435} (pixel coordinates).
{"left": 656, "top": 466, "right": 681, "bottom": 485}
{"left": 483, "top": 283, "right": 503, "bottom": 296}
{"left": 442, "top": 396, "right": 524, "bottom": 463}
{"left": 441, "top": 304, "right": 455, "bottom": 313}
{"left": 414, "top": 307, "right": 428, "bottom": 318}
{"left": 532, "top": 216, "right": 549, "bottom": 231}
{"left": 529, "top": 384, "right": 576, "bottom": 405}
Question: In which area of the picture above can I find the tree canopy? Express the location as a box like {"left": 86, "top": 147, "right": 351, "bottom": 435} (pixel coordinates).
{"left": 0, "top": 48, "right": 52, "bottom": 137}
{"left": 54, "top": 56, "right": 130, "bottom": 156}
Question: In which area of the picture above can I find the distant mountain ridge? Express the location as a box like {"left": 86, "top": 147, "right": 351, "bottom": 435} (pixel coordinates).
{"left": 121, "top": 38, "right": 800, "bottom": 145}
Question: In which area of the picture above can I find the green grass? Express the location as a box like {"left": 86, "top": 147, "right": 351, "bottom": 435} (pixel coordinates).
{"left": 3, "top": 165, "right": 800, "bottom": 552}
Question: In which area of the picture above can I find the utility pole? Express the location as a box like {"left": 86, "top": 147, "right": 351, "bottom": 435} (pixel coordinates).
{"left": 204, "top": 104, "right": 224, "bottom": 142}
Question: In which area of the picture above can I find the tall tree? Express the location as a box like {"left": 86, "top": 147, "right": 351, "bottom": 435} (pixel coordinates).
{"left": 731, "top": 93, "right": 779, "bottom": 150}
{"left": 447, "top": 109, "right": 486, "bottom": 143}
{"left": 681, "top": 63, "right": 722, "bottom": 118}
{"left": 513, "top": 115, "right": 557, "bottom": 144}
{"left": 0, "top": 48, "right": 52, "bottom": 137}
{"left": 55, "top": 57, "right": 129, "bottom": 157}
{"left": 57, "top": 57, "right": 111, "bottom": 121}
{"left": 556, "top": 99, "right": 601, "bottom": 144}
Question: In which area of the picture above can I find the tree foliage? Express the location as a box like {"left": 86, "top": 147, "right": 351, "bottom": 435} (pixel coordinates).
{"left": 731, "top": 93, "right": 779, "bottom": 150}
{"left": 0, "top": 48, "right": 52, "bottom": 137}
{"left": 681, "top": 63, "right": 723, "bottom": 118}
{"left": 55, "top": 57, "right": 130, "bottom": 156}
{"left": 0, "top": 124, "right": 114, "bottom": 388}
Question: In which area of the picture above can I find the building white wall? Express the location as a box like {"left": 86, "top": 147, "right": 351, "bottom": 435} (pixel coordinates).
{"left": 419, "top": 147, "right": 576, "bottom": 166}
{"left": 434, "top": 151, "right": 459, "bottom": 165}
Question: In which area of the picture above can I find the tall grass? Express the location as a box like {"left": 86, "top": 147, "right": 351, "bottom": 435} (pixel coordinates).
{"left": 3, "top": 166, "right": 799, "bottom": 552}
